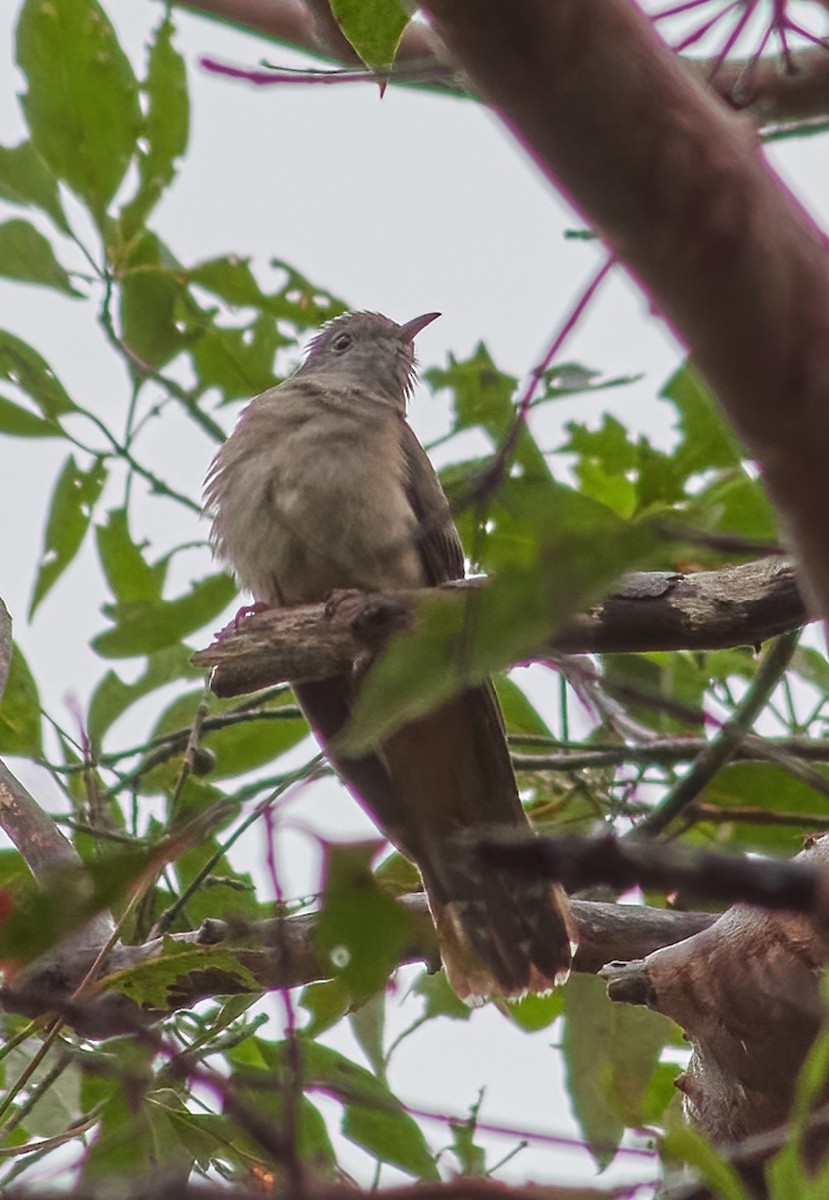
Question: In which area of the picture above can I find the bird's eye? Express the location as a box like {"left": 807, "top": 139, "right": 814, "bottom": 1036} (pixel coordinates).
{"left": 332, "top": 333, "right": 352, "bottom": 352}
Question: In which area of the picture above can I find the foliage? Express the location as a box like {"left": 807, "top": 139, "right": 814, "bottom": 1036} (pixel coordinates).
{"left": 0, "top": 0, "right": 826, "bottom": 1196}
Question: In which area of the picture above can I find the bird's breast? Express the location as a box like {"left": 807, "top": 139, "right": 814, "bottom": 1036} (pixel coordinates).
{"left": 213, "top": 401, "right": 426, "bottom": 606}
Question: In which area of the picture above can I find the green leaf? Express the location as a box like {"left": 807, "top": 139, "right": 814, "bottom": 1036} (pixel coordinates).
{"left": 0, "top": 393, "right": 61, "bottom": 437}
{"left": 494, "top": 674, "right": 551, "bottom": 738}
{"left": 0, "top": 330, "right": 76, "bottom": 417}
{"left": 202, "top": 706, "right": 306, "bottom": 779}
{"left": 661, "top": 1126, "right": 751, "bottom": 1200}
{"left": 296, "top": 1041, "right": 438, "bottom": 1180}
{"left": 30, "top": 454, "right": 107, "bottom": 616}
{"left": 563, "top": 974, "right": 672, "bottom": 1170}
{"left": 0, "top": 219, "right": 80, "bottom": 296}
{"left": 350, "top": 990, "right": 386, "bottom": 1078}
{"left": 690, "top": 762, "right": 829, "bottom": 854}
{"left": 189, "top": 315, "right": 282, "bottom": 402}
{"left": 0, "top": 141, "right": 70, "bottom": 232}
{"left": 427, "top": 344, "right": 548, "bottom": 478}
{"left": 92, "top": 572, "right": 236, "bottom": 658}
{"left": 0, "top": 848, "right": 154, "bottom": 967}
{"left": 105, "top": 940, "right": 260, "bottom": 1009}
{"left": 411, "top": 967, "right": 472, "bottom": 1022}
{"left": 328, "top": 0, "right": 408, "bottom": 68}
{"left": 16, "top": 0, "right": 141, "bottom": 222}
{"left": 87, "top": 645, "right": 199, "bottom": 746}
{"left": 118, "top": 230, "right": 190, "bottom": 369}
{"left": 300, "top": 977, "right": 354, "bottom": 1038}
{"left": 662, "top": 363, "right": 742, "bottom": 479}
{"left": 341, "top": 481, "right": 657, "bottom": 753}
{"left": 342, "top": 1102, "right": 436, "bottom": 1179}
{"left": 315, "top": 842, "right": 414, "bottom": 996}
{"left": 502, "top": 989, "right": 563, "bottom": 1031}
{"left": 95, "top": 508, "right": 163, "bottom": 604}
{"left": 0, "top": 643, "right": 43, "bottom": 756}
{"left": 120, "top": 15, "right": 189, "bottom": 234}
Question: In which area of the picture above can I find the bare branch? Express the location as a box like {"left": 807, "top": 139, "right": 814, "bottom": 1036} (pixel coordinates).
{"left": 0, "top": 891, "right": 714, "bottom": 1029}
{"left": 0, "top": 597, "right": 10, "bottom": 703}
{"left": 477, "top": 830, "right": 829, "bottom": 917}
{"left": 193, "top": 557, "right": 807, "bottom": 697}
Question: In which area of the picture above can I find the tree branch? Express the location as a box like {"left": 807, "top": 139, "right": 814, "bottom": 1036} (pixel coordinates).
{"left": 420, "top": 0, "right": 829, "bottom": 633}
{"left": 176, "top": 0, "right": 829, "bottom": 127}
{"left": 600, "top": 832, "right": 829, "bottom": 1148}
{"left": 0, "top": 891, "right": 714, "bottom": 1031}
{"left": 193, "top": 557, "right": 807, "bottom": 697}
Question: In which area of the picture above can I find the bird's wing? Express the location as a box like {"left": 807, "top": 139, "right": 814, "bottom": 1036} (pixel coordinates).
{"left": 399, "top": 421, "right": 465, "bottom": 585}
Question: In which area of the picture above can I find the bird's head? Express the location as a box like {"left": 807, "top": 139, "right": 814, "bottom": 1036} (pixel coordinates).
{"left": 300, "top": 310, "right": 440, "bottom": 400}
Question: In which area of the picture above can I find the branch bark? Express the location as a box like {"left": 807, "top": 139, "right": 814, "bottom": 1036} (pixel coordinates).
{"left": 176, "top": 0, "right": 829, "bottom": 127}
{"left": 0, "top": 890, "right": 714, "bottom": 1032}
{"left": 193, "top": 557, "right": 807, "bottom": 697}
{"left": 419, "top": 0, "right": 829, "bottom": 633}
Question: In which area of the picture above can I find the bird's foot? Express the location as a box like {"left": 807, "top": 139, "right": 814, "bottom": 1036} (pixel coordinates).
{"left": 213, "top": 601, "right": 270, "bottom": 641}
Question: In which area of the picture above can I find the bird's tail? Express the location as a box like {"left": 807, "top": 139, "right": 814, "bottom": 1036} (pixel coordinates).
{"left": 418, "top": 848, "right": 577, "bottom": 1001}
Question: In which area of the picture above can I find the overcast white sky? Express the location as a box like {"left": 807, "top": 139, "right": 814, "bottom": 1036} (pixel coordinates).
{"left": 2, "top": 1, "right": 829, "bottom": 1191}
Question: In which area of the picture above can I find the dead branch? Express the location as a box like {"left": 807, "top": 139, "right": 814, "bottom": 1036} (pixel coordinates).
{"left": 193, "top": 557, "right": 807, "bottom": 697}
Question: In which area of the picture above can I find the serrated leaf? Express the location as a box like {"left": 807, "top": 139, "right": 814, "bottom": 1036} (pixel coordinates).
{"left": 92, "top": 572, "right": 236, "bottom": 658}
{"left": 341, "top": 481, "right": 657, "bottom": 753}
{"left": 0, "top": 329, "right": 76, "bottom": 417}
{"left": 563, "top": 974, "right": 672, "bottom": 1171}
{"left": 662, "top": 362, "right": 742, "bottom": 479}
{"left": 16, "top": 0, "right": 141, "bottom": 222}
{"left": 121, "top": 14, "right": 189, "bottom": 234}
{"left": 189, "top": 316, "right": 283, "bottom": 403}
{"left": 105, "top": 941, "right": 260, "bottom": 1009}
{"left": 315, "top": 842, "right": 413, "bottom": 996}
{"left": 30, "top": 454, "right": 107, "bottom": 616}
{"left": 427, "top": 344, "right": 548, "bottom": 478}
{"left": 0, "top": 393, "right": 61, "bottom": 437}
{"left": 0, "top": 219, "right": 80, "bottom": 296}
{"left": 328, "top": 0, "right": 408, "bottom": 68}
{"left": 0, "top": 643, "right": 43, "bottom": 756}
{"left": 0, "top": 141, "right": 70, "bottom": 232}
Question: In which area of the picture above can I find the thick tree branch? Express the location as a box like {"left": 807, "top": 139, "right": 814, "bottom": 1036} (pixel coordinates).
{"left": 176, "top": 0, "right": 829, "bottom": 127}
{"left": 420, "top": 0, "right": 829, "bottom": 630}
{"left": 0, "top": 892, "right": 714, "bottom": 1031}
{"left": 193, "top": 557, "right": 807, "bottom": 697}
{"left": 600, "top": 832, "right": 829, "bottom": 1148}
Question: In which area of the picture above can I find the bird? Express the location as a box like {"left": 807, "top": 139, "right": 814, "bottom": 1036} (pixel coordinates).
{"left": 204, "top": 310, "right": 577, "bottom": 1000}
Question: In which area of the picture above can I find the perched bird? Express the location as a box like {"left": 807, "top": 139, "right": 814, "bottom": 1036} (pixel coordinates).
{"left": 205, "top": 311, "right": 576, "bottom": 999}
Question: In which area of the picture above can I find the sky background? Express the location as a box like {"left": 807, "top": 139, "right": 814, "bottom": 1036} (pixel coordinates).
{"left": 1, "top": 0, "right": 828, "bottom": 1190}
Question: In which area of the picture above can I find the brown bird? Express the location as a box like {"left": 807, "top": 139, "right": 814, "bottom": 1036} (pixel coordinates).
{"left": 205, "top": 311, "right": 576, "bottom": 999}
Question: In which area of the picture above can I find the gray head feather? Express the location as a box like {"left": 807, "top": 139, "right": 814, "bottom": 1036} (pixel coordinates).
{"left": 298, "top": 310, "right": 439, "bottom": 401}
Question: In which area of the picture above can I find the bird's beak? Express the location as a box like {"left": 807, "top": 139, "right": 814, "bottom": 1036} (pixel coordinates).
{"left": 399, "top": 312, "right": 441, "bottom": 342}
